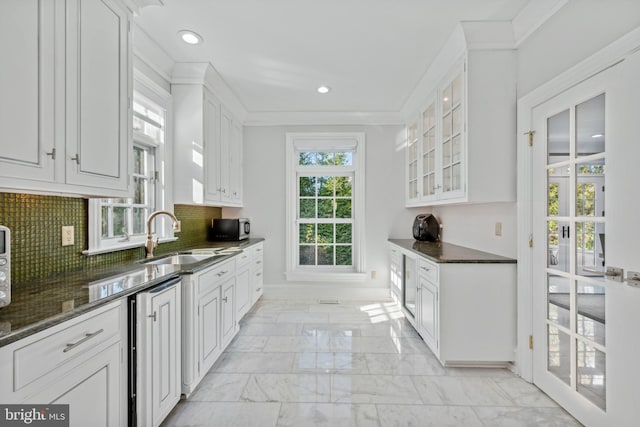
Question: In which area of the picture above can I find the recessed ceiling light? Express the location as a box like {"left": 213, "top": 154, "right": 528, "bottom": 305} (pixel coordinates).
{"left": 317, "top": 86, "right": 331, "bottom": 94}
{"left": 178, "top": 30, "right": 203, "bottom": 45}
{"left": 591, "top": 133, "right": 604, "bottom": 138}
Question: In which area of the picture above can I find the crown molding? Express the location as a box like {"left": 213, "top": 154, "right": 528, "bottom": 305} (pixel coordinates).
{"left": 120, "top": 0, "right": 164, "bottom": 15}
{"left": 243, "top": 111, "right": 405, "bottom": 127}
{"left": 172, "top": 62, "right": 248, "bottom": 123}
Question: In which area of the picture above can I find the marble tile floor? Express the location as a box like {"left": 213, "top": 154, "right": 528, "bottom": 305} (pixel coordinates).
{"left": 161, "top": 299, "right": 583, "bottom": 427}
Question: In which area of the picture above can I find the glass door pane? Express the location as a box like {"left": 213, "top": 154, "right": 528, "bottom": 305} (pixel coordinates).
{"left": 440, "top": 70, "right": 463, "bottom": 196}
{"left": 543, "top": 93, "right": 607, "bottom": 412}
{"left": 422, "top": 103, "right": 436, "bottom": 197}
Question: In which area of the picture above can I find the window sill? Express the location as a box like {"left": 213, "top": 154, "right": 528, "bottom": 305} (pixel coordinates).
{"left": 82, "top": 237, "right": 178, "bottom": 256}
{"left": 285, "top": 271, "right": 367, "bottom": 283}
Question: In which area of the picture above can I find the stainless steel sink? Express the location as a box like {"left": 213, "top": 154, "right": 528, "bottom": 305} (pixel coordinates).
{"left": 141, "top": 252, "right": 225, "bottom": 266}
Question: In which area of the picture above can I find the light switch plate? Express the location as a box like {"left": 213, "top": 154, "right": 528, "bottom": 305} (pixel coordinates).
{"left": 495, "top": 222, "right": 502, "bottom": 237}
{"left": 62, "top": 226, "right": 74, "bottom": 246}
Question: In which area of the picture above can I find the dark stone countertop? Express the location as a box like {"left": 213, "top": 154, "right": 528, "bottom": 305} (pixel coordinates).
{"left": 0, "top": 238, "right": 264, "bottom": 347}
{"left": 388, "top": 239, "right": 516, "bottom": 264}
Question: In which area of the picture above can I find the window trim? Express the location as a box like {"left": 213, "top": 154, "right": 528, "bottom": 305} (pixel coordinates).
{"left": 84, "top": 72, "right": 174, "bottom": 255}
{"left": 285, "top": 132, "right": 366, "bottom": 282}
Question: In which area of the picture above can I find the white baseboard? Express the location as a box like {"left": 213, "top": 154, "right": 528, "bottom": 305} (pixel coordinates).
{"left": 263, "top": 283, "right": 392, "bottom": 302}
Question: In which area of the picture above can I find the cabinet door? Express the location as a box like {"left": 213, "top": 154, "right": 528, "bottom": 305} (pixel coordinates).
{"left": 65, "top": 0, "right": 130, "bottom": 193}
{"left": 219, "top": 109, "right": 233, "bottom": 202}
{"left": 229, "top": 120, "right": 244, "bottom": 204}
{"left": 28, "top": 342, "right": 122, "bottom": 427}
{"left": 389, "top": 245, "right": 402, "bottom": 300}
{"left": 418, "top": 277, "right": 438, "bottom": 354}
{"left": 421, "top": 101, "right": 438, "bottom": 200}
{"left": 221, "top": 278, "right": 236, "bottom": 346}
{"left": 439, "top": 67, "right": 465, "bottom": 200}
{"left": 235, "top": 267, "right": 251, "bottom": 320}
{"left": 406, "top": 121, "right": 420, "bottom": 203}
{"left": 198, "top": 286, "right": 221, "bottom": 374}
{"left": 204, "top": 91, "right": 221, "bottom": 203}
{"left": 0, "top": 0, "right": 56, "bottom": 183}
{"left": 138, "top": 283, "right": 181, "bottom": 427}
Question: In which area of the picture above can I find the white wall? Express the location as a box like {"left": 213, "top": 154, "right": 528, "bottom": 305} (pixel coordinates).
{"left": 225, "top": 124, "right": 407, "bottom": 294}
{"left": 403, "top": 203, "right": 518, "bottom": 258}
{"left": 517, "top": 0, "right": 640, "bottom": 97}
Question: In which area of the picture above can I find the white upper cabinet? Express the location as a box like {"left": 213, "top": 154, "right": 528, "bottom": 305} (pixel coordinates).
{"left": 65, "top": 0, "right": 131, "bottom": 193}
{"left": 0, "top": 0, "right": 55, "bottom": 183}
{"left": 404, "top": 23, "right": 516, "bottom": 206}
{"left": 0, "top": 0, "right": 132, "bottom": 197}
{"left": 172, "top": 63, "right": 244, "bottom": 207}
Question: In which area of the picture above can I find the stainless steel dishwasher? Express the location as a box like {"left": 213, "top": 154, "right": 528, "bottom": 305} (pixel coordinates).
{"left": 128, "top": 276, "right": 181, "bottom": 427}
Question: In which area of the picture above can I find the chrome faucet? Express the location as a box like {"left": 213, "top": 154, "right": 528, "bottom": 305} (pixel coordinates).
{"left": 145, "top": 210, "right": 180, "bottom": 258}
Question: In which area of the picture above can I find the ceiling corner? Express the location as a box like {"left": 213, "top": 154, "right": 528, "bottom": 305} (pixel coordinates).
{"left": 512, "top": 0, "right": 569, "bottom": 47}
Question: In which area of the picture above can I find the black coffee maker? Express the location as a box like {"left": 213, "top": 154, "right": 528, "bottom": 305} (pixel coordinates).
{"left": 412, "top": 214, "right": 440, "bottom": 241}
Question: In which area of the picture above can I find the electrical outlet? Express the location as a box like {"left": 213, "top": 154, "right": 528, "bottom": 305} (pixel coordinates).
{"left": 371, "top": 270, "right": 377, "bottom": 280}
{"left": 62, "top": 225, "right": 74, "bottom": 246}
{"left": 495, "top": 222, "right": 502, "bottom": 237}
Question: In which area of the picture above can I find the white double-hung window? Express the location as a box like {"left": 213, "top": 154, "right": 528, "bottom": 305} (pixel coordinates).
{"left": 285, "top": 132, "right": 366, "bottom": 282}
{"left": 86, "top": 77, "right": 173, "bottom": 254}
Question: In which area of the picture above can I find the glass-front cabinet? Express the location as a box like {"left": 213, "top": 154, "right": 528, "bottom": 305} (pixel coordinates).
{"left": 405, "top": 47, "right": 516, "bottom": 207}
{"left": 406, "top": 64, "right": 465, "bottom": 205}
{"left": 406, "top": 121, "right": 419, "bottom": 203}
{"left": 421, "top": 101, "right": 437, "bottom": 200}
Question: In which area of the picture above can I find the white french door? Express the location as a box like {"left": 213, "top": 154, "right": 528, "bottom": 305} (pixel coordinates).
{"left": 532, "top": 74, "right": 609, "bottom": 424}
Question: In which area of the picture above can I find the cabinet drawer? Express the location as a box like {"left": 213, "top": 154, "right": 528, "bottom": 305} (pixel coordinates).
{"left": 13, "top": 303, "right": 121, "bottom": 393}
{"left": 243, "top": 243, "right": 263, "bottom": 259}
{"left": 251, "top": 265, "right": 263, "bottom": 297}
{"left": 418, "top": 258, "right": 438, "bottom": 283}
{"left": 198, "top": 259, "right": 235, "bottom": 296}
{"left": 235, "top": 250, "right": 252, "bottom": 268}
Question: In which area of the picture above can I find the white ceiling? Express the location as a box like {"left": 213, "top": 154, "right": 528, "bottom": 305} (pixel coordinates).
{"left": 134, "top": 0, "right": 530, "bottom": 115}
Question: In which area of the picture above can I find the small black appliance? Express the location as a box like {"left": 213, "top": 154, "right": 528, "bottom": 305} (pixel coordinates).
{"left": 208, "top": 218, "right": 250, "bottom": 241}
{"left": 412, "top": 214, "right": 439, "bottom": 241}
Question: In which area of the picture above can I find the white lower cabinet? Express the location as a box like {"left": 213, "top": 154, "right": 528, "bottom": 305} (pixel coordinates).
{"left": 181, "top": 258, "right": 236, "bottom": 396}
{"left": 389, "top": 244, "right": 402, "bottom": 303}
{"left": 136, "top": 282, "right": 182, "bottom": 427}
{"left": 235, "top": 250, "right": 252, "bottom": 320}
{"left": 418, "top": 271, "right": 439, "bottom": 356}
{"left": 0, "top": 300, "right": 127, "bottom": 427}
{"left": 250, "top": 243, "right": 264, "bottom": 305}
{"left": 221, "top": 278, "right": 236, "bottom": 348}
{"left": 391, "top": 242, "right": 516, "bottom": 366}
{"left": 198, "top": 285, "right": 221, "bottom": 375}
{"left": 31, "top": 342, "right": 122, "bottom": 427}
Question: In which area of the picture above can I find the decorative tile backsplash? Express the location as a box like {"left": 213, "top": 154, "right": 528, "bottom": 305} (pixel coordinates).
{"left": 0, "top": 192, "right": 221, "bottom": 284}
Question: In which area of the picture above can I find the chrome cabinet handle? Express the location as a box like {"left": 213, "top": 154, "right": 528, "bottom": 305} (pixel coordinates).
{"left": 421, "top": 266, "right": 430, "bottom": 272}
{"left": 217, "top": 270, "right": 228, "bottom": 277}
{"left": 256, "top": 272, "right": 262, "bottom": 277}
{"left": 70, "top": 154, "right": 80, "bottom": 164}
{"left": 222, "top": 296, "right": 228, "bottom": 302}
{"left": 256, "top": 287, "right": 261, "bottom": 292}
{"left": 63, "top": 329, "right": 104, "bottom": 353}
{"left": 148, "top": 311, "right": 157, "bottom": 321}
{"left": 256, "top": 260, "right": 262, "bottom": 264}
{"left": 46, "top": 148, "right": 56, "bottom": 159}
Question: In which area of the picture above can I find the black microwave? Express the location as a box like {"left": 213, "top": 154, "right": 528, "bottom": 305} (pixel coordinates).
{"left": 208, "top": 218, "right": 250, "bottom": 241}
